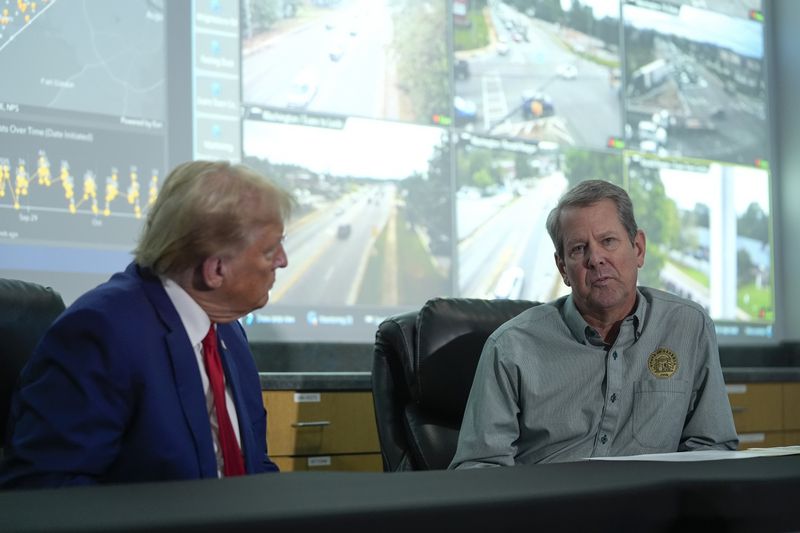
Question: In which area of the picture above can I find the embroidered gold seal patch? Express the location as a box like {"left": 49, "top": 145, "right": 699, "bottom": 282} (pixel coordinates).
{"left": 648, "top": 348, "right": 678, "bottom": 378}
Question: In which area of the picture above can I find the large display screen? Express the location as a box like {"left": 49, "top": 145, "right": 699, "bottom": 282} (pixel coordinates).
{"left": 0, "top": 0, "right": 776, "bottom": 345}
{"left": 0, "top": 0, "right": 167, "bottom": 303}
{"left": 235, "top": 0, "right": 775, "bottom": 344}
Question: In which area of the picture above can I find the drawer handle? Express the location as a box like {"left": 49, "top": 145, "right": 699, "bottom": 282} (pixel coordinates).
{"left": 292, "top": 421, "right": 331, "bottom": 428}
{"left": 732, "top": 407, "right": 748, "bottom": 414}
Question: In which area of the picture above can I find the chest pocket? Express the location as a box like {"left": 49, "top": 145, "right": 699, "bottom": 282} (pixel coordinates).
{"left": 633, "top": 379, "right": 690, "bottom": 448}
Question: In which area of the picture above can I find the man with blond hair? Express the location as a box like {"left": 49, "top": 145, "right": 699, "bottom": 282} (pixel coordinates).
{"left": 1, "top": 160, "right": 292, "bottom": 487}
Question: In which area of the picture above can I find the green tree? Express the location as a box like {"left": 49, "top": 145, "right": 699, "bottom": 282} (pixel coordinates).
{"left": 596, "top": 16, "right": 620, "bottom": 48}
{"left": 625, "top": 28, "right": 656, "bottom": 78}
{"left": 737, "top": 249, "right": 757, "bottom": 286}
{"left": 563, "top": 149, "right": 623, "bottom": 189}
{"left": 242, "top": 155, "right": 292, "bottom": 191}
{"left": 565, "top": 3, "right": 594, "bottom": 35}
{"left": 400, "top": 135, "right": 452, "bottom": 255}
{"left": 523, "top": 0, "right": 564, "bottom": 23}
{"left": 738, "top": 202, "right": 769, "bottom": 242}
{"left": 692, "top": 203, "right": 710, "bottom": 228}
{"left": 514, "top": 152, "right": 536, "bottom": 180}
{"left": 456, "top": 146, "right": 499, "bottom": 190}
{"left": 628, "top": 169, "right": 680, "bottom": 249}
{"left": 391, "top": 0, "right": 449, "bottom": 123}
{"left": 626, "top": 164, "right": 680, "bottom": 288}
{"left": 241, "top": 0, "right": 280, "bottom": 37}
{"left": 473, "top": 168, "right": 493, "bottom": 189}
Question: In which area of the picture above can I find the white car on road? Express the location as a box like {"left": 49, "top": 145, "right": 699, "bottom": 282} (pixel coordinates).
{"left": 556, "top": 64, "right": 578, "bottom": 80}
{"left": 286, "top": 69, "right": 319, "bottom": 109}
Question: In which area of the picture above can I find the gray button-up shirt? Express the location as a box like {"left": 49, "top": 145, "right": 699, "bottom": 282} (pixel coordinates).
{"left": 450, "top": 287, "right": 739, "bottom": 468}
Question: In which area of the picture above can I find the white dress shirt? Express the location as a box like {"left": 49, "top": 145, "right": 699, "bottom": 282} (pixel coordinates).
{"left": 162, "top": 278, "right": 242, "bottom": 477}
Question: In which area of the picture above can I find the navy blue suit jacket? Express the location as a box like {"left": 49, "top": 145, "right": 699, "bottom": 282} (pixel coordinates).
{"left": 0, "top": 263, "right": 278, "bottom": 487}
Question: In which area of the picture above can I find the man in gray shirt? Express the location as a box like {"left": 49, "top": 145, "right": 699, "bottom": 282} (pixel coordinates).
{"left": 450, "top": 180, "right": 738, "bottom": 468}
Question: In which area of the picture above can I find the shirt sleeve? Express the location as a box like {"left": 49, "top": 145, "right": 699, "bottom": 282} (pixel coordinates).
{"left": 679, "top": 314, "right": 739, "bottom": 451}
{"left": 449, "top": 334, "right": 522, "bottom": 469}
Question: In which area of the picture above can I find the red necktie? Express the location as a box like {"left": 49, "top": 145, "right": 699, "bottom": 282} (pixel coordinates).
{"left": 202, "top": 325, "right": 246, "bottom": 477}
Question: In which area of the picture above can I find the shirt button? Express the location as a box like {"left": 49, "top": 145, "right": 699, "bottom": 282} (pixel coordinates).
{"left": 600, "top": 434, "right": 608, "bottom": 445}
{"left": 613, "top": 351, "right": 618, "bottom": 360}
{"left": 611, "top": 393, "right": 617, "bottom": 403}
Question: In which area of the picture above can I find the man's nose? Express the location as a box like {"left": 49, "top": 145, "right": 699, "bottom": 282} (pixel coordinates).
{"left": 275, "top": 245, "right": 288, "bottom": 268}
{"left": 584, "top": 245, "right": 605, "bottom": 267}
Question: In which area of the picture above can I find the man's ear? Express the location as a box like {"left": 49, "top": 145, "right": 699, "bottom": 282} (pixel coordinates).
{"left": 201, "top": 255, "right": 225, "bottom": 289}
{"left": 554, "top": 252, "right": 570, "bottom": 287}
{"left": 634, "top": 229, "right": 646, "bottom": 268}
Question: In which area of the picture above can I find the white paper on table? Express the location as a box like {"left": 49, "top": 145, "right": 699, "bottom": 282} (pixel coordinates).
{"left": 586, "top": 445, "right": 800, "bottom": 462}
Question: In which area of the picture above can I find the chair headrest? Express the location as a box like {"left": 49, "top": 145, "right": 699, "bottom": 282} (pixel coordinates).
{"left": 0, "top": 278, "right": 66, "bottom": 352}
{"left": 0, "top": 278, "right": 66, "bottom": 447}
{"left": 413, "top": 298, "right": 539, "bottom": 419}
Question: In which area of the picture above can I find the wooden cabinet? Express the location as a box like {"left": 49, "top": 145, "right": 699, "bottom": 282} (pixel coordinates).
{"left": 260, "top": 382, "right": 799, "bottom": 469}
{"left": 726, "top": 382, "right": 800, "bottom": 449}
{"left": 271, "top": 454, "right": 383, "bottom": 472}
{"left": 727, "top": 383, "right": 783, "bottom": 432}
{"left": 784, "top": 383, "right": 800, "bottom": 430}
{"left": 263, "top": 391, "right": 382, "bottom": 472}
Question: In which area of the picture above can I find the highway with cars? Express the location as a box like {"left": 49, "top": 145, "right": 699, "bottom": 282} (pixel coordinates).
{"left": 455, "top": 4, "right": 622, "bottom": 151}
{"left": 270, "top": 184, "right": 395, "bottom": 306}
{"left": 242, "top": 0, "right": 395, "bottom": 120}
{"left": 458, "top": 173, "right": 567, "bottom": 301}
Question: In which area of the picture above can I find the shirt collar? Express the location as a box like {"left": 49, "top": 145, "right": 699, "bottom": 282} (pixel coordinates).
{"left": 162, "top": 277, "right": 212, "bottom": 347}
{"left": 562, "top": 288, "right": 646, "bottom": 346}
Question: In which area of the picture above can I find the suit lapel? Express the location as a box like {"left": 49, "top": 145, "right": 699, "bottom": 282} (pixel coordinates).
{"left": 164, "top": 330, "right": 218, "bottom": 477}
{"left": 136, "top": 265, "right": 218, "bottom": 478}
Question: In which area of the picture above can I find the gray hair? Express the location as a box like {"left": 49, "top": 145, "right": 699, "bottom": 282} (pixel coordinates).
{"left": 546, "top": 179, "right": 638, "bottom": 258}
{"left": 134, "top": 160, "right": 294, "bottom": 277}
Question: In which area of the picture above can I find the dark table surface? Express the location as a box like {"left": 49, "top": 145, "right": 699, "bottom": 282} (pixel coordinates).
{"left": 2, "top": 453, "right": 799, "bottom": 532}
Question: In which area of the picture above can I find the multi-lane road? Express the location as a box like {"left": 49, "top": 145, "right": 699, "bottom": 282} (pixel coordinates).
{"left": 270, "top": 184, "right": 394, "bottom": 306}
{"left": 243, "top": 0, "right": 396, "bottom": 120}
{"left": 456, "top": 6, "right": 621, "bottom": 150}
{"left": 458, "top": 173, "right": 567, "bottom": 301}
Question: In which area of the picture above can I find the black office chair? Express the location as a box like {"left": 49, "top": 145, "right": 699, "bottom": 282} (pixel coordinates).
{"left": 372, "top": 297, "right": 540, "bottom": 471}
{"left": 0, "top": 279, "right": 66, "bottom": 450}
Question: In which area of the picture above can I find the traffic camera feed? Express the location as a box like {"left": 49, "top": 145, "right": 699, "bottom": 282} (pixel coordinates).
{"left": 627, "top": 154, "right": 773, "bottom": 338}
{"left": 0, "top": 1, "right": 776, "bottom": 347}
{"left": 236, "top": 0, "right": 773, "bottom": 344}
{"left": 242, "top": 0, "right": 449, "bottom": 125}
{"left": 453, "top": 0, "right": 622, "bottom": 149}
{"left": 622, "top": 1, "right": 768, "bottom": 166}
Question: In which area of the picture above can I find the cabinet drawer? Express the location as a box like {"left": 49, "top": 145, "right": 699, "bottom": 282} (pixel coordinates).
{"left": 736, "top": 431, "right": 784, "bottom": 450}
{"left": 784, "top": 431, "right": 800, "bottom": 446}
{"left": 726, "top": 383, "right": 783, "bottom": 432}
{"left": 784, "top": 383, "right": 800, "bottom": 430}
{"left": 263, "top": 391, "right": 380, "bottom": 456}
{"left": 272, "top": 453, "right": 383, "bottom": 472}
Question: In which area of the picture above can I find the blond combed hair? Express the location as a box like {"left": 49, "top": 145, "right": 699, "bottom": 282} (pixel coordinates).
{"left": 134, "top": 160, "right": 294, "bottom": 277}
